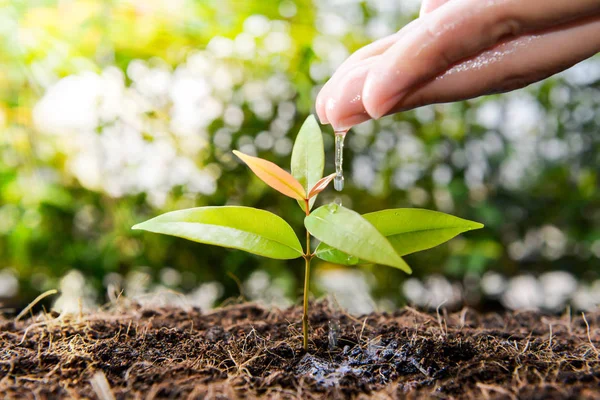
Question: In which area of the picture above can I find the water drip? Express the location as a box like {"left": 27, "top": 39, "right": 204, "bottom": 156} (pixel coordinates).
{"left": 333, "top": 130, "right": 347, "bottom": 191}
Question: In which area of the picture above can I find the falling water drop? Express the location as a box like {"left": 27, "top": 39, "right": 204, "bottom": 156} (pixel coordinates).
{"left": 334, "top": 197, "right": 342, "bottom": 207}
{"left": 328, "top": 319, "right": 340, "bottom": 350}
{"left": 334, "top": 130, "right": 347, "bottom": 191}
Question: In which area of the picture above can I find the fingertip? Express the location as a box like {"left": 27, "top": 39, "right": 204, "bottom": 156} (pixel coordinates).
{"left": 361, "top": 23, "right": 423, "bottom": 119}
{"left": 322, "top": 61, "right": 374, "bottom": 130}
{"left": 361, "top": 68, "right": 386, "bottom": 120}
{"left": 315, "top": 33, "right": 405, "bottom": 125}
{"left": 315, "top": 89, "right": 330, "bottom": 124}
{"left": 364, "top": 67, "right": 410, "bottom": 120}
{"left": 325, "top": 97, "right": 337, "bottom": 123}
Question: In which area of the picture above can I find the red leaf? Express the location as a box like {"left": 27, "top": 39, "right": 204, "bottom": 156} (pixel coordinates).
{"left": 233, "top": 151, "right": 306, "bottom": 201}
{"left": 308, "top": 173, "right": 337, "bottom": 199}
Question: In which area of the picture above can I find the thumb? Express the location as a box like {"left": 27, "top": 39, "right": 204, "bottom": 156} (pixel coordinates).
{"left": 420, "top": 0, "right": 452, "bottom": 16}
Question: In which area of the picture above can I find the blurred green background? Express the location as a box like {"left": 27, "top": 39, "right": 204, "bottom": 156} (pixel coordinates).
{"left": 1, "top": 0, "right": 599, "bottom": 313}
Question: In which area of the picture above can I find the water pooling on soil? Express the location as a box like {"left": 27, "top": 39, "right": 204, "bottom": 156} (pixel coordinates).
{"left": 295, "top": 338, "right": 433, "bottom": 387}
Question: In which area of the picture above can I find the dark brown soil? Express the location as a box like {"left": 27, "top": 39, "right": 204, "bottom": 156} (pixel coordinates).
{"left": 1, "top": 301, "right": 599, "bottom": 399}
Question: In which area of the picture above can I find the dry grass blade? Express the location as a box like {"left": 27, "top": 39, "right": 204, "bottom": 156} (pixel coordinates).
{"left": 582, "top": 312, "right": 599, "bottom": 356}
{"left": 15, "top": 289, "right": 58, "bottom": 322}
{"left": 90, "top": 371, "right": 116, "bottom": 400}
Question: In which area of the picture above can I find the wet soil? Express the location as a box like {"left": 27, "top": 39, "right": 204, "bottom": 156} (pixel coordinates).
{"left": 1, "top": 301, "right": 599, "bottom": 399}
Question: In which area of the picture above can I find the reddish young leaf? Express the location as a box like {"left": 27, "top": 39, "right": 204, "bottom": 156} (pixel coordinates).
{"left": 308, "top": 173, "right": 336, "bottom": 199}
{"left": 233, "top": 150, "right": 306, "bottom": 201}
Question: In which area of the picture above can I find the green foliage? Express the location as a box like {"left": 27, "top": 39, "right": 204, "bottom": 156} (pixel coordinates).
{"left": 306, "top": 204, "right": 413, "bottom": 273}
{"left": 315, "top": 209, "right": 483, "bottom": 265}
{"left": 133, "top": 206, "right": 303, "bottom": 260}
{"left": 135, "top": 116, "right": 482, "bottom": 277}
{"left": 2, "top": 0, "right": 599, "bottom": 310}
{"left": 291, "top": 115, "right": 324, "bottom": 211}
{"left": 134, "top": 115, "right": 483, "bottom": 349}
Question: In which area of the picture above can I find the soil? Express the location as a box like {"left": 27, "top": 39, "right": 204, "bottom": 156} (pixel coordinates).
{"left": 1, "top": 300, "right": 599, "bottom": 399}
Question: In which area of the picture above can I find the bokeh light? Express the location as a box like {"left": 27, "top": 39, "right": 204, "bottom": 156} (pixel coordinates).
{"left": 1, "top": 0, "right": 599, "bottom": 313}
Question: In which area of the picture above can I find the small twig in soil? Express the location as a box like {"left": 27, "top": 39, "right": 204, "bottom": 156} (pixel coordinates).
{"left": 227, "top": 272, "right": 246, "bottom": 301}
{"left": 90, "top": 371, "right": 115, "bottom": 400}
{"left": 405, "top": 306, "right": 436, "bottom": 325}
{"left": 359, "top": 316, "right": 368, "bottom": 344}
{"left": 565, "top": 305, "right": 573, "bottom": 336}
{"left": 435, "top": 300, "right": 448, "bottom": 337}
{"left": 409, "top": 358, "right": 429, "bottom": 377}
{"left": 476, "top": 383, "right": 517, "bottom": 400}
{"left": 541, "top": 317, "right": 554, "bottom": 351}
{"left": 19, "top": 312, "right": 67, "bottom": 344}
{"left": 582, "top": 312, "right": 599, "bottom": 356}
{"left": 458, "top": 307, "right": 469, "bottom": 329}
{"left": 15, "top": 289, "right": 58, "bottom": 322}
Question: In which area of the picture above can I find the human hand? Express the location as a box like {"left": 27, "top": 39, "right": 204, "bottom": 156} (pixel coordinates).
{"left": 316, "top": 0, "right": 600, "bottom": 130}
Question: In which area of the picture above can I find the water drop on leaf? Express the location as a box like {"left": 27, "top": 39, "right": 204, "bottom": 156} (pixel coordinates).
{"left": 327, "top": 203, "right": 339, "bottom": 214}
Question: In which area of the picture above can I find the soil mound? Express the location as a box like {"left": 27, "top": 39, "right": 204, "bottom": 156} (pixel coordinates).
{"left": 1, "top": 301, "right": 598, "bottom": 399}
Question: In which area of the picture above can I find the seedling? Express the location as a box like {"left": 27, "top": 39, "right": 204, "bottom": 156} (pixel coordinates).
{"left": 133, "top": 116, "right": 483, "bottom": 351}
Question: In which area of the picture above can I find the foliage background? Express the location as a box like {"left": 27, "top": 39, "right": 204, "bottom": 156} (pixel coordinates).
{"left": 1, "top": 0, "right": 599, "bottom": 311}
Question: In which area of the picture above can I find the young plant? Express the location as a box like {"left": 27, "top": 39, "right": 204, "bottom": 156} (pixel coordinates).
{"left": 132, "top": 115, "right": 484, "bottom": 351}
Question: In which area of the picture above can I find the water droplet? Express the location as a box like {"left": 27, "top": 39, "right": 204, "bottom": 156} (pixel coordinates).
{"left": 334, "top": 197, "right": 342, "bottom": 207}
{"left": 328, "top": 320, "right": 340, "bottom": 350}
{"left": 334, "top": 130, "right": 347, "bottom": 191}
{"left": 346, "top": 255, "right": 359, "bottom": 264}
{"left": 334, "top": 175, "right": 344, "bottom": 191}
{"left": 327, "top": 202, "right": 339, "bottom": 214}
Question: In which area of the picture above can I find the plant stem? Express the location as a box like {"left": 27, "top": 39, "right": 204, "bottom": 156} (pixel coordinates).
{"left": 302, "top": 198, "right": 311, "bottom": 352}
{"left": 302, "top": 253, "right": 310, "bottom": 351}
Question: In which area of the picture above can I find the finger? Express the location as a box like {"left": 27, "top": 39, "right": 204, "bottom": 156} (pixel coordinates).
{"left": 391, "top": 16, "right": 600, "bottom": 113}
{"left": 316, "top": 20, "right": 421, "bottom": 124}
{"left": 315, "top": 91, "right": 329, "bottom": 124}
{"left": 322, "top": 15, "right": 600, "bottom": 127}
{"left": 322, "top": 58, "right": 377, "bottom": 131}
{"left": 315, "top": 32, "right": 402, "bottom": 124}
{"left": 363, "top": 0, "right": 600, "bottom": 119}
{"left": 420, "top": 0, "right": 451, "bottom": 16}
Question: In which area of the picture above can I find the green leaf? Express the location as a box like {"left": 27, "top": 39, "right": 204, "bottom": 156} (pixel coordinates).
{"left": 291, "top": 115, "right": 324, "bottom": 211}
{"left": 305, "top": 204, "right": 411, "bottom": 273}
{"left": 362, "top": 209, "right": 484, "bottom": 254}
{"left": 315, "top": 208, "right": 484, "bottom": 264}
{"left": 313, "top": 245, "right": 412, "bottom": 271}
{"left": 133, "top": 206, "right": 303, "bottom": 260}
